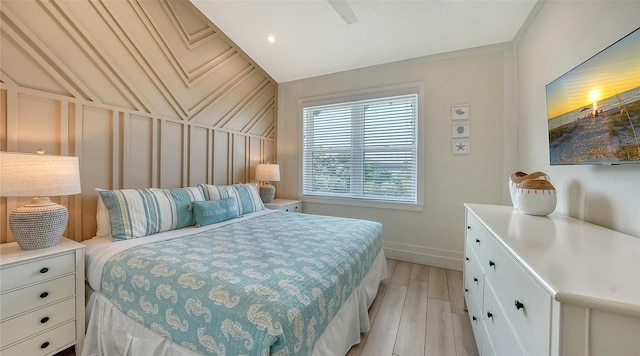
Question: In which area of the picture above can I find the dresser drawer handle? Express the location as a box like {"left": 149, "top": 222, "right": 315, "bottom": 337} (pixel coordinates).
{"left": 475, "top": 238, "right": 480, "bottom": 244}
{"left": 40, "top": 267, "right": 49, "bottom": 274}
{"left": 489, "top": 260, "right": 495, "bottom": 267}
{"left": 40, "top": 292, "right": 49, "bottom": 299}
{"left": 487, "top": 311, "right": 493, "bottom": 319}
{"left": 465, "top": 257, "right": 470, "bottom": 261}
{"left": 465, "top": 288, "right": 469, "bottom": 293}
{"left": 41, "top": 341, "right": 50, "bottom": 349}
{"left": 467, "top": 225, "right": 471, "bottom": 230}
{"left": 473, "top": 277, "right": 478, "bottom": 283}
{"left": 41, "top": 316, "right": 50, "bottom": 324}
{"left": 472, "top": 315, "right": 477, "bottom": 321}
{"left": 515, "top": 300, "right": 525, "bottom": 310}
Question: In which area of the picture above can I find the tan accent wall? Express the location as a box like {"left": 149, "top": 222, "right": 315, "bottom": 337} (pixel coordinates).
{"left": 0, "top": 0, "right": 276, "bottom": 243}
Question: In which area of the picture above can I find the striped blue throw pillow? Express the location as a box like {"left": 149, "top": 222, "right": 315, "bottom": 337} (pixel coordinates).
{"left": 199, "top": 183, "right": 264, "bottom": 215}
{"left": 98, "top": 187, "right": 205, "bottom": 240}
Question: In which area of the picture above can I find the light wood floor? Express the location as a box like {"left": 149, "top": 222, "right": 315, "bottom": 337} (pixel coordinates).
{"left": 347, "top": 259, "right": 479, "bottom": 356}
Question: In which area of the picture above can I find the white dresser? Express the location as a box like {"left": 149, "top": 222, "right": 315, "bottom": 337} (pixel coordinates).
{"left": 464, "top": 203, "right": 640, "bottom": 355}
{"left": 264, "top": 199, "right": 303, "bottom": 213}
{"left": 0, "top": 238, "right": 85, "bottom": 355}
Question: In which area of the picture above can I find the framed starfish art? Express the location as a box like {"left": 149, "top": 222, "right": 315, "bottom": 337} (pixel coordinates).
{"left": 452, "top": 139, "right": 470, "bottom": 154}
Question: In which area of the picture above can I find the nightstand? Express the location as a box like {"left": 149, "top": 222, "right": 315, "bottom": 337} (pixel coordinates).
{"left": 0, "top": 238, "right": 85, "bottom": 355}
{"left": 264, "top": 199, "right": 303, "bottom": 213}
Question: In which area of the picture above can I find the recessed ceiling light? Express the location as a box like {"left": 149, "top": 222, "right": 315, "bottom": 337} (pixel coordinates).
{"left": 267, "top": 35, "right": 276, "bottom": 44}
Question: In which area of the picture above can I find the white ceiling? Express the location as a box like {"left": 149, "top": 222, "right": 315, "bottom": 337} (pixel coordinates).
{"left": 191, "top": 0, "right": 538, "bottom": 83}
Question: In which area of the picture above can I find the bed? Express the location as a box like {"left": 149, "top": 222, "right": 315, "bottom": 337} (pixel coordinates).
{"left": 81, "top": 184, "right": 386, "bottom": 356}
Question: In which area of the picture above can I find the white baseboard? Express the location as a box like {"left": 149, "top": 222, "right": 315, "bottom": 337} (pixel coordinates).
{"left": 383, "top": 242, "right": 463, "bottom": 271}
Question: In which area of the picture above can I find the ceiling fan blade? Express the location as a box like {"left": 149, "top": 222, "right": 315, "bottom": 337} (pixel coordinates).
{"left": 327, "top": 0, "right": 359, "bottom": 25}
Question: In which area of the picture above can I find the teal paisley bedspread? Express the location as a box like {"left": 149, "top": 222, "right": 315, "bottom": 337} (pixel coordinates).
{"left": 100, "top": 212, "right": 383, "bottom": 355}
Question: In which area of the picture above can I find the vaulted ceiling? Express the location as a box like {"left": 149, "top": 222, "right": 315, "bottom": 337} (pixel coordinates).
{"left": 192, "top": 0, "right": 539, "bottom": 83}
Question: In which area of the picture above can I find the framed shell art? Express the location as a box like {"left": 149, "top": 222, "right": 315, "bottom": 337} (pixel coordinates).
{"left": 451, "top": 104, "right": 469, "bottom": 120}
{"left": 452, "top": 121, "right": 469, "bottom": 137}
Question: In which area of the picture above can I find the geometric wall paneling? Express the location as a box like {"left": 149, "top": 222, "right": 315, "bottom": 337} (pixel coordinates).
{"left": 188, "top": 125, "right": 210, "bottom": 187}
{"left": 1, "top": 0, "right": 276, "bottom": 243}
{"left": 213, "top": 130, "right": 231, "bottom": 185}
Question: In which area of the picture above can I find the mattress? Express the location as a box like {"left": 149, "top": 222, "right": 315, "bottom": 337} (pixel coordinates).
{"left": 82, "top": 210, "right": 386, "bottom": 355}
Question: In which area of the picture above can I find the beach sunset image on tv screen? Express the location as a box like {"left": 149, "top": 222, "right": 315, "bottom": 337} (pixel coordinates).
{"left": 546, "top": 27, "right": 640, "bottom": 165}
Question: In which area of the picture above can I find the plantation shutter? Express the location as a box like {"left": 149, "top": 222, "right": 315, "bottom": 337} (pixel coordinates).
{"left": 302, "top": 93, "right": 418, "bottom": 202}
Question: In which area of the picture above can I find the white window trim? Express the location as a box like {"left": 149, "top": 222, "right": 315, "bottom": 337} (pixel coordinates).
{"left": 298, "top": 82, "right": 425, "bottom": 211}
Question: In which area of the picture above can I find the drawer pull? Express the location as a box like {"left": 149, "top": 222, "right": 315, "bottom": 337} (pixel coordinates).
{"left": 487, "top": 311, "right": 493, "bottom": 319}
{"left": 41, "top": 316, "right": 50, "bottom": 324}
{"left": 473, "top": 277, "right": 478, "bottom": 283}
{"left": 467, "top": 226, "right": 471, "bottom": 230}
{"left": 41, "top": 341, "right": 50, "bottom": 349}
{"left": 472, "top": 315, "right": 477, "bottom": 321}
{"left": 515, "top": 300, "right": 525, "bottom": 310}
{"left": 465, "top": 257, "right": 469, "bottom": 261}
{"left": 489, "top": 260, "right": 495, "bottom": 267}
{"left": 465, "top": 288, "right": 469, "bottom": 293}
{"left": 475, "top": 238, "right": 480, "bottom": 244}
{"left": 40, "top": 292, "right": 49, "bottom": 299}
{"left": 40, "top": 267, "right": 49, "bottom": 274}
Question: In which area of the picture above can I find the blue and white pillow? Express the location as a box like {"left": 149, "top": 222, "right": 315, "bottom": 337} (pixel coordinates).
{"left": 198, "top": 184, "right": 236, "bottom": 201}
{"left": 98, "top": 187, "right": 205, "bottom": 241}
{"left": 150, "top": 187, "right": 205, "bottom": 229}
{"left": 192, "top": 197, "right": 239, "bottom": 227}
{"left": 232, "top": 183, "right": 264, "bottom": 214}
{"left": 199, "top": 183, "right": 264, "bottom": 215}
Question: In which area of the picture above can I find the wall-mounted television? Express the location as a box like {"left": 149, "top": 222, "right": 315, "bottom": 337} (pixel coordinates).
{"left": 546, "top": 27, "right": 640, "bottom": 165}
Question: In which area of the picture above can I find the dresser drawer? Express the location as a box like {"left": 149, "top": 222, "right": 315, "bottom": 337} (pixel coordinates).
{"left": 0, "top": 252, "right": 75, "bottom": 291}
{"left": 484, "top": 234, "right": 551, "bottom": 355}
{"left": 464, "top": 244, "right": 484, "bottom": 311}
{"left": 465, "top": 289, "right": 484, "bottom": 352}
{"left": 0, "top": 275, "right": 76, "bottom": 321}
{"left": 0, "top": 297, "right": 76, "bottom": 348}
{"left": 483, "top": 279, "right": 525, "bottom": 356}
{"left": 465, "top": 213, "right": 489, "bottom": 262}
{"left": 0, "top": 320, "right": 75, "bottom": 355}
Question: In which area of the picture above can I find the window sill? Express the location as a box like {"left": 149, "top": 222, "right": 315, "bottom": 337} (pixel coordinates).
{"left": 301, "top": 195, "right": 424, "bottom": 212}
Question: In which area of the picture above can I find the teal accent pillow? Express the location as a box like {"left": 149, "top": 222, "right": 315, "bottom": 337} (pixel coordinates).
{"left": 192, "top": 197, "right": 239, "bottom": 227}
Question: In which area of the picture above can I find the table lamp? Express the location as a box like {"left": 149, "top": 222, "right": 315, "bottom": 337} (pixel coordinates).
{"left": 0, "top": 151, "right": 81, "bottom": 250}
{"left": 255, "top": 163, "right": 280, "bottom": 203}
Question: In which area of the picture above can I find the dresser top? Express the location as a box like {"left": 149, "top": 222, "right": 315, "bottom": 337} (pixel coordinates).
{"left": 465, "top": 203, "right": 640, "bottom": 316}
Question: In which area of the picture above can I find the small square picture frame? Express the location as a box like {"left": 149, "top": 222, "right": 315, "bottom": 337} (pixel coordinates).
{"left": 451, "top": 104, "right": 469, "bottom": 120}
{"left": 452, "top": 121, "right": 469, "bottom": 138}
{"left": 452, "top": 139, "right": 470, "bottom": 154}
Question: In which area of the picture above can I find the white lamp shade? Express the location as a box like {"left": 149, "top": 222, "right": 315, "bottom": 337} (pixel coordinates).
{"left": 255, "top": 163, "right": 280, "bottom": 182}
{"left": 0, "top": 151, "right": 81, "bottom": 197}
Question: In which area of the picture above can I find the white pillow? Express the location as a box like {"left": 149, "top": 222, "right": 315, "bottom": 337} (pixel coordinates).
{"left": 95, "top": 188, "right": 111, "bottom": 238}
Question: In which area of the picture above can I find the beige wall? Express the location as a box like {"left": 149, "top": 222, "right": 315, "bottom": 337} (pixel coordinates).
{"left": 516, "top": 1, "right": 640, "bottom": 238}
{"left": 278, "top": 46, "right": 516, "bottom": 270}
{"left": 0, "top": 0, "right": 276, "bottom": 243}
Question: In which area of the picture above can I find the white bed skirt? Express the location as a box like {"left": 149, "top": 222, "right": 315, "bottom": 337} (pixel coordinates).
{"left": 82, "top": 249, "right": 387, "bottom": 356}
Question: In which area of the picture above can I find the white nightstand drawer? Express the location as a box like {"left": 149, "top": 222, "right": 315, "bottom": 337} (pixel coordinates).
{"left": 0, "top": 275, "right": 76, "bottom": 321}
{"left": 0, "top": 297, "right": 75, "bottom": 348}
{"left": 264, "top": 199, "right": 302, "bottom": 213}
{"left": 0, "top": 252, "right": 75, "bottom": 291}
{"left": 483, "top": 235, "right": 551, "bottom": 355}
{"left": 1, "top": 320, "right": 75, "bottom": 355}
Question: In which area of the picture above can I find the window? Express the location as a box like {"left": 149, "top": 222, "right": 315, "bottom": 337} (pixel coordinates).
{"left": 302, "top": 91, "right": 419, "bottom": 204}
